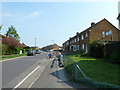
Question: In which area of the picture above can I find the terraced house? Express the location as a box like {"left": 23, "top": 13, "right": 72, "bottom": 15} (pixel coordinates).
{"left": 63, "top": 18, "right": 120, "bottom": 53}
{"left": 117, "top": 1, "right": 120, "bottom": 29}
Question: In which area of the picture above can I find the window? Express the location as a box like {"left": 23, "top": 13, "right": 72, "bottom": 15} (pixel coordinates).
{"left": 77, "top": 36, "right": 79, "bottom": 41}
{"left": 106, "top": 30, "right": 112, "bottom": 36}
{"left": 81, "top": 34, "right": 84, "bottom": 40}
{"left": 72, "top": 39, "right": 74, "bottom": 43}
{"left": 86, "top": 44, "right": 88, "bottom": 53}
{"left": 102, "top": 32, "right": 105, "bottom": 38}
{"left": 77, "top": 45, "right": 79, "bottom": 50}
{"left": 74, "top": 38, "right": 76, "bottom": 42}
{"left": 82, "top": 44, "right": 84, "bottom": 50}
{"left": 86, "top": 32, "right": 88, "bottom": 37}
{"left": 73, "top": 45, "right": 77, "bottom": 51}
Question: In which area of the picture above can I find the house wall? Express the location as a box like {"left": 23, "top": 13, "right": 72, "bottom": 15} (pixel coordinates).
{"left": 63, "top": 19, "right": 120, "bottom": 54}
{"left": 79, "top": 31, "right": 90, "bottom": 53}
{"left": 118, "top": 1, "right": 120, "bottom": 29}
{"left": 90, "top": 19, "right": 120, "bottom": 42}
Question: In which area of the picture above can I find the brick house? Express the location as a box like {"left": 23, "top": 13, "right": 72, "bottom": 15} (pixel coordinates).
{"left": 117, "top": 1, "right": 120, "bottom": 29}
{"left": 0, "top": 34, "right": 6, "bottom": 43}
{"left": 42, "top": 43, "right": 61, "bottom": 51}
{"left": 63, "top": 18, "right": 120, "bottom": 53}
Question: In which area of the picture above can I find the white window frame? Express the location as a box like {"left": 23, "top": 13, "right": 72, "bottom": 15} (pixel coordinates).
{"left": 102, "top": 32, "right": 105, "bottom": 38}
{"left": 77, "top": 45, "right": 79, "bottom": 50}
{"left": 81, "top": 34, "right": 84, "bottom": 40}
{"left": 75, "top": 38, "right": 76, "bottom": 42}
{"left": 73, "top": 45, "right": 77, "bottom": 51}
{"left": 82, "top": 44, "right": 84, "bottom": 50}
{"left": 77, "top": 36, "right": 79, "bottom": 41}
{"left": 86, "top": 44, "right": 88, "bottom": 53}
{"left": 86, "top": 32, "right": 88, "bottom": 37}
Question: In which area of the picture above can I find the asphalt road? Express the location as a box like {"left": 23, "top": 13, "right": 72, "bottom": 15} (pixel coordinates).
{"left": 2, "top": 52, "right": 49, "bottom": 88}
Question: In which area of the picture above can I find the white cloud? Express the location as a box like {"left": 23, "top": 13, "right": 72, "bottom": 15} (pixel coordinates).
{"left": 3, "top": 12, "right": 19, "bottom": 17}
{"left": 2, "top": 11, "right": 43, "bottom": 22}
{"left": 24, "top": 11, "right": 41, "bottom": 19}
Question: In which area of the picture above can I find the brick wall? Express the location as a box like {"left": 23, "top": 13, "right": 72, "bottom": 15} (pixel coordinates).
{"left": 63, "top": 19, "right": 120, "bottom": 54}
{"left": 90, "top": 19, "right": 120, "bottom": 42}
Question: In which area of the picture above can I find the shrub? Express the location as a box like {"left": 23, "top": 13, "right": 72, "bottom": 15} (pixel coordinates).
{"left": 89, "top": 40, "right": 104, "bottom": 58}
{"left": 2, "top": 37, "right": 19, "bottom": 48}
{"left": 80, "top": 53, "right": 90, "bottom": 57}
{"left": 110, "top": 51, "right": 120, "bottom": 64}
{"left": 2, "top": 44, "right": 9, "bottom": 55}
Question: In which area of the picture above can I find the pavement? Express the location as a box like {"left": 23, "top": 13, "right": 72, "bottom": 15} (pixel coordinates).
{"left": 31, "top": 58, "right": 86, "bottom": 88}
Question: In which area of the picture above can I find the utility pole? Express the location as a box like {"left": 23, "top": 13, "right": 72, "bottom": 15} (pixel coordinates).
{"left": 35, "top": 37, "right": 36, "bottom": 47}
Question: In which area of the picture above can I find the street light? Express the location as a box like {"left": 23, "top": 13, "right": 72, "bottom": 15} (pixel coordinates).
{"left": 35, "top": 37, "right": 36, "bottom": 47}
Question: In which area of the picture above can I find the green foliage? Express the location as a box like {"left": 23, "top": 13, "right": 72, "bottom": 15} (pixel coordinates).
{"left": 6, "top": 25, "right": 20, "bottom": 40}
{"left": 15, "top": 47, "right": 27, "bottom": 54}
{"left": 89, "top": 40, "right": 104, "bottom": 58}
{"left": 0, "top": 24, "right": 2, "bottom": 32}
{"left": 2, "top": 44, "right": 16, "bottom": 55}
{"left": 78, "top": 77, "right": 120, "bottom": 88}
{"left": 24, "top": 46, "right": 31, "bottom": 51}
{"left": 80, "top": 53, "right": 90, "bottom": 57}
{"left": 110, "top": 51, "right": 120, "bottom": 64}
{"left": 2, "top": 54, "right": 27, "bottom": 60}
{"left": 2, "top": 44, "right": 9, "bottom": 55}
{"left": 64, "top": 55, "right": 120, "bottom": 86}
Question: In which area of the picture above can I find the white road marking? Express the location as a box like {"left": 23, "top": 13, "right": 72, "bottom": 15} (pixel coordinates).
{"left": 12, "top": 66, "right": 40, "bottom": 90}
{"left": 28, "top": 66, "right": 46, "bottom": 88}
{"left": 28, "top": 59, "right": 51, "bottom": 88}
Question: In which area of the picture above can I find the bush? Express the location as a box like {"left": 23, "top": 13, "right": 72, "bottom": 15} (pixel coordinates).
{"left": 80, "top": 53, "right": 90, "bottom": 57}
{"left": 110, "top": 51, "right": 120, "bottom": 64}
{"left": 2, "top": 44, "right": 9, "bottom": 55}
{"left": 89, "top": 40, "right": 104, "bottom": 58}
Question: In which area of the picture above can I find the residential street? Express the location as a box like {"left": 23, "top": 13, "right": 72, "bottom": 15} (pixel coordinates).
{"left": 2, "top": 52, "right": 86, "bottom": 89}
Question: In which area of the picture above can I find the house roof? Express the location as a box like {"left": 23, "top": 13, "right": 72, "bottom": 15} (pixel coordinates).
{"left": 117, "top": 13, "right": 120, "bottom": 19}
{"left": 63, "top": 18, "right": 120, "bottom": 44}
{"left": 83, "top": 18, "right": 120, "bottom": 32}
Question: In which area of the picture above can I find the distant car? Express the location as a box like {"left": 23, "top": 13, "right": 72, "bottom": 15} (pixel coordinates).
{"left": 35, "top": 50, "right": 41, "bottom": 54}
{"left": 27, "top": 50, "right": 35, "bottom": 56}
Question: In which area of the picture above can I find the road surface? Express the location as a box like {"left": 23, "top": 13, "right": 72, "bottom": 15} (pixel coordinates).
{"left": 2, "top": 52, "right": 50, "bottom": 88}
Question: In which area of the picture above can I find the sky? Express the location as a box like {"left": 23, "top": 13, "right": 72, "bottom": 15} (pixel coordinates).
{"left": 1, "top": 0, "right": 120, "bottom": 48}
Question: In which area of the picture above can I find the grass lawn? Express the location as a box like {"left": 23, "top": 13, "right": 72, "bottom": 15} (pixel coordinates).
{"left": 65, "top": 55, "right": 120, "bottom": 86}
{"left": 1, "top": 54, "right": 27, "bottom": 60}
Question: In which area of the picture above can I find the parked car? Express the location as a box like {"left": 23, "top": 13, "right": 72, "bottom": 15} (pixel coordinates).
{"left": 35, "top": 50, "right": 41, "bottom": 54}
{"left": 27, "top": 50, "right": 35, "bottom": 56}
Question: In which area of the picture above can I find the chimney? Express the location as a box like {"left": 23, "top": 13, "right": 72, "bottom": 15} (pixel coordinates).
{"left": 91, "top": 22, "right": 95, "bottom": 27}
{"left": 76, "top": 32, "right": 79, "bottom": 35}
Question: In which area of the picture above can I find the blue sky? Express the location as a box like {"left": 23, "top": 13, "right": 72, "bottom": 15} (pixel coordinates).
{"left": 1, "top": 1, "right": 119, "bottom": 47}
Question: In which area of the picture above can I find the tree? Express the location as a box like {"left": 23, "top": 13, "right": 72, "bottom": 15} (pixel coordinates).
{"left": 0, "top": 25, "right": 2, "bottom": 30}
{"left": 6, "top": 26, "right": 20, "bottom": 40}
{"left": 0, "top": 24, "right": 3, "bottom": 33}
{"left": 2, "top": 37, "right": 19, "bottom": 54}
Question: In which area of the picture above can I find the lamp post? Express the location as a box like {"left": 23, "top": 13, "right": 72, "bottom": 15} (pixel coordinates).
{"left": 35, "top": 37, "right": 36, "bottom": 47}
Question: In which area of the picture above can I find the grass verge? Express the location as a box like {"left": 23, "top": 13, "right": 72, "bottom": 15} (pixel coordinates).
{"left": 1, "top": 54, "right": 27, "bottom": 60}
{"left": 63, "top": 54, "right": 120, "bottom": 87}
